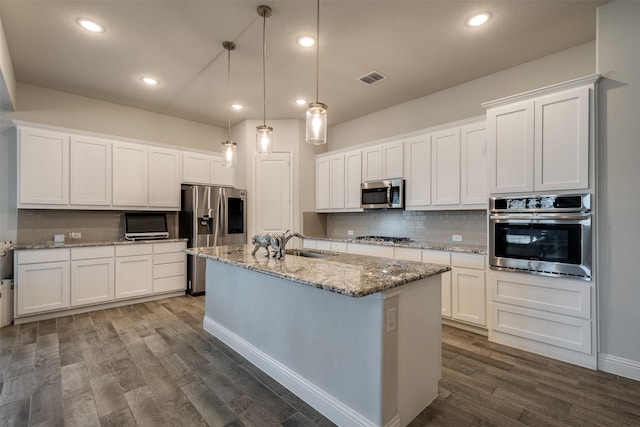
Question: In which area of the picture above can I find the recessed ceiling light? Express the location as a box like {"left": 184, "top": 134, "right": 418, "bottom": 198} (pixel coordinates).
{"left": 231, "top": 104, "right": 243, "bottom": 110}
{"left": 295, "top": 99, "right": 307, "bottom": 106}
{"left": 297, "top": 36, "right": 315, "bottom": 48}
{"left": 77, "top": 18, "right": 105, "bottom": 33}
{"left": 466, "top": 12, "right": 491, "bottom": 27}
{"left": 141, "top": 76, "right": 159, "bottom": 86}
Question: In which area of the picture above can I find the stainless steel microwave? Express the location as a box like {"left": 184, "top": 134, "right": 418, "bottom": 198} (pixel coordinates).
{"left": 361, "top": 179, "right": 404, "bottom": 209}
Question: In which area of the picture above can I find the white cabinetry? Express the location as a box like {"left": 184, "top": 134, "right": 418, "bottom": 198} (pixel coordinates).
{"left": 112, "top": 142, "right": 149, "bottom": 207}
{"left": 182, "top": 151, "right": 236, "bottom": 187}
{"left": 15, "top": 249, "right": 70, "bottom": 315}
{"left": 362, "top": 141, "right": 403, "bottom": 181}
{"left": 70, "top": 135, "right": 112, "bottom": 206}
{"left": 211, "top": 156, "right": 236, "bottom": 187}
{"left": 431, "top": 128, "right": 461, "bottom": 206}
{"left": 422, "top": 250, "right": 452, "bottom": 318}
{"left": 18, "top": 127, "right": 69, "bottom": 207}
{"left": 315, "top": 150, "right": 362, "bottom": 212}
{"left": 404, "top": 135, "right": 431, "bottom": 209}
{"left": 460, "top": 123, "right": 488, "bottom": 206}
{"left": 115, "top": 244, "right": 153, "bottom": 299}
{"left": 451, "top": 253, "right": 486, "bottom": 326}
{"left": 488, "top": 270, "right": 595, "bottom": 368}
{"left": 149, "top": 147, "right": 180, "bottom": 208}
{"left": 485, "top": 76, "right": 597, "bottom": 194}
{"left": 153, "top": 241, "right": 186, "bottom": 293}
{"left": 70, "top": 246, "right": 115, "bottom": 307}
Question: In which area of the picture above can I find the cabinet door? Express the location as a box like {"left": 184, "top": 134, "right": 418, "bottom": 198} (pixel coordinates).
{"left": 461, "top": 123, "right": 488, "bottom": 206}
{"left": 382, "top": 141, "right": 404, "bottom": 179}
{"left": 441, "top": 271, "right": 452, "bottom": 318}
{"left": 315, "top": 157, "right": 330, "bottom": 210}
{"left": 404, "top": 135, "right": 431, "bottom": 208}
{"left": 211, "top": 156, "right": 236, "bottom": 187}
{"left": 182, "top": 152, "right": 211, "bottom": 184}
{"left": 71, "top": 258, "right": 115, "bottom": 306}
{"left": 16, "top": 262, "right": 70, "bottom": 315}
{"left": 345, "top": 150, "right": 362, "bottom": 210}
{"left": 534, "top": 87, "right": 589, "bottom": 191}
{"left": 451, "top": 267, "right": 486, "bottom": 326}
{"left": 431, "top": 128, "right": 461, "bottom": 205}
{"left": 115, "top": 255, "right": 153, "bottom": 299}
{"left": 149, "top": 147, "right": 180, "bottom": 209}
{"left": 69, "top": 136, "right": 112, "bottom": 206}
{"left": 330, "top": 155, "right": 345, "bottom": 209}
{"left": 362, "top": 146, "right": 383, "bottom": 182}
{"left": 487, "top": 101, "right": 535, "bottom": 194}
{"left": 113, "top": 142, "right": 149, "bottom": 207}
{"left": 18, "top": 127, "right": 69, "bottom": 206}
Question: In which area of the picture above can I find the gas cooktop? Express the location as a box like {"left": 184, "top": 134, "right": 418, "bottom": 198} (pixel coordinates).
{"left": 355, "top": 235, "right": 413, "bottom": 243}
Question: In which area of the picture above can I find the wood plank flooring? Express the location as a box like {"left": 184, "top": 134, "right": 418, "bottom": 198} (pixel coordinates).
{"left": 0, "top": 295, "right": 639, "bottom": 426}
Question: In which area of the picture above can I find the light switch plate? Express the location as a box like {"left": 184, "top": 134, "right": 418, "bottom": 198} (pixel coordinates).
{"left": 452, "top": 234, "right": 462, "bottom": 242}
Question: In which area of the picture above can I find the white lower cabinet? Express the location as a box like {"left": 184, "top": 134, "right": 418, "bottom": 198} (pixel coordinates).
{"left": 451, "top": 253, "right": 486, "bottom": 326}
{"left": 422, "top": 250, "right": 453, "bottom": 318}
{"left": 153, "top": 242, "right": 187, "bottom": 293}
{"left": 347, "top": 243, "right": 394, "bottom": 258}
{"left": 115, "top": 245, "right": 153, "bottom": 299}
{"left": 16, "top": 249, "right": 71, "bottom": 316}
{"left": 71, "top": 246, "right": 115, "bottom": 307}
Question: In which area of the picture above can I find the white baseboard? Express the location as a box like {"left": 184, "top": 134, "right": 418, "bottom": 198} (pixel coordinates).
{"left": 598, "top": 353, "right": 640, "bottom": 381}
{"left": 203, "top": 316, "right": 386, "bottom": 427}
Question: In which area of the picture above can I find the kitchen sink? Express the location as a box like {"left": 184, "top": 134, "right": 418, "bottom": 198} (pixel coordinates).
{"left": 285, "top": 249, "right": 338, "bottom": 259}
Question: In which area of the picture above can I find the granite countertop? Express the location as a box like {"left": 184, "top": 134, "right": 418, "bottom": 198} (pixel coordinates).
{"left": 185, "top": 244, "right": 450, "bottom": 298}
{"left": 306, "top": 236, "right": 487, "bottom": 255}
{"left": 12, "top": 238, "right": 188, "bottom": 250}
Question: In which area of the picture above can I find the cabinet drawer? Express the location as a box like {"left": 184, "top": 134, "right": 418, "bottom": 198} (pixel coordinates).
{"left": 154, "top": 276, "right": 186, "bottom": 293}
{"left": 302, "top": 239, "right": 317, "bottom": 249}
{"left": 394, "top": 247, "right": 422, "bottom": 262}
{"left": 421, "top": 250, "right": 451, "bottom": 265}
{"left": 316, "top": 240, "right": 332, "bottom": 251}
{"left": 154, "top": 262, "right": 186, "bottom": 279}
{"left": 330, "top": 242, "right": 347, "bottom": 253}
{"left": 347, "top": 243, "right": 394, "bottom": 258}
{"left": 490, "top": 271, "right": 591, "bottom": 318}
{"left": 451, "top": 253, "right": 486, "bottom": 269}
{"left": 71, "top": 246, "right": 114, "bottom": 260}
{"left": 17, "top": 248, "right": 70, "bottom": 264}
{"left": 154, "top": 241, "right": 187, "bottom": 254}
{"left": 491, "top": 302, "right": 591, "bottom": 354}
{"left": 154, "top": 252, "right": 185, "bottom": 265}
{"left": 116, "top": 244, "right": 153, "bottom": 257}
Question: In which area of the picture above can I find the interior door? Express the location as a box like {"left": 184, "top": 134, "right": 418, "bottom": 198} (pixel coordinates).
{"left": 255, "top": 152, "right": 292, "bottom": 235}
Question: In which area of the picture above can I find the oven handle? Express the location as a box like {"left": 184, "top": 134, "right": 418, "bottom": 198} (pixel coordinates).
{"left": 490, "top": 213, "right": 591, "bottom": 221}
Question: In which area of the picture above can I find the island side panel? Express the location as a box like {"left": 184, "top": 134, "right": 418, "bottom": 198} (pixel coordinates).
{"left": 203, "top": 259, "right": 392, "bottom": 426}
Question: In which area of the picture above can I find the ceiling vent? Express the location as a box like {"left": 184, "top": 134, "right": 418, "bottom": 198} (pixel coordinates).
{"left": 358, "top": 71, "right": 386, "bottom": 85}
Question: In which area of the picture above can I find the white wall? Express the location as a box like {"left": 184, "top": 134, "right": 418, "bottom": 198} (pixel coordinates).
{"left": 0, "top": 16, "right": 16, "bottom": 111}
{"left": 328, "top": 41, "right": 595, "bottom": 151}
{"left": 596, "top": 1, "right": 640, "bottom": 379}
{"left": 8, "top": 83, "right": 226, "bottom": 151}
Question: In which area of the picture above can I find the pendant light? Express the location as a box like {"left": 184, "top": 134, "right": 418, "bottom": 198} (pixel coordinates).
{"left": 256, "top": 5, "right": 273, "bottom": 157}
{"left": 221, "top": 41, "right": 237, "bottom": 168}
{"left": 305, "top": 0, "right": 328, "bottom": 145}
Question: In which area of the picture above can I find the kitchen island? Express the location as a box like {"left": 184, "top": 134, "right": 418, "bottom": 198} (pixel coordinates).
{"left": 185, "top": 244, "right": 450, "bottom": 427}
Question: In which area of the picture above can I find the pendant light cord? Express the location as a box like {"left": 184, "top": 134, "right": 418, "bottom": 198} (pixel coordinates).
{"left": 227, "top": 46, "right": 231, "bottom": 139}
{"left": 315, "top": 0, "right": 320, "bottom": 103}
{"left": 262, "top": 11, "right": 267, "bottom": 127}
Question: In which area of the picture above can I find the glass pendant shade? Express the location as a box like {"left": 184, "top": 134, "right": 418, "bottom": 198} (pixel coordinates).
{"left": 221, "top": 140, "right": 237, "bottom": 168}
{"left": 305, "top": 102, "right": 328, "bottom": 145}
{"left": 256, "top": 125, "right": 273, "bottom": 156}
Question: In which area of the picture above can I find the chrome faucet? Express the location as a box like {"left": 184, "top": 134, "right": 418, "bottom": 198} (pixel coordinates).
{"left": 275, "top": 229, "right": 306, "bottom": 259}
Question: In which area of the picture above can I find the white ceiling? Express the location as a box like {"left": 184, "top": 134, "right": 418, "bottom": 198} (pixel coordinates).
{"left": 0, "top": 1, "right": 605, "bottom": 128}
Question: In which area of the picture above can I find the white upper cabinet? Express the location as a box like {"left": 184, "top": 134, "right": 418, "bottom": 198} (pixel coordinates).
{"left": 18, "top": 127, "right": 69, "bottom": 206}
{"left": 460, "top": 122, "right": 488, "bottom": 206}
{"left": 315, "top": 149, "right": 362, "bottom": 212}
{"left": 181, "top": 152, "right": 211, "bottom": 184}
{"left": 362, "top": 141, "right": 403, "bottom": 182}
{"left": 404, "top": 134, "right": 431, "bottom": 208}
{"left": 485, "top": 76, "right": 597, "bottom": 194}
{"left": 112, "top": 142, "right": 149, "bottom": 207}
{"left": 315, "top": 156, "right": 330, "bottom": 210}
{"left": 330, "top": 155, "right": 346, "bottom": 209}
{"left": 344, "top": 150, "right": 362, "bottom": 210}
{"left": 149, "top": 147, "right": 180, "bottom": 208}
{"left": 70, "top": 135, "right": 112, "bottom": 206}
{"left": 431, "top": 128, "right": 461, "bottom": 206}
{"left": 211, "top": 156, "right": 236, "bottom": 187}
{"left": 534, "top": 87, "right": 589, "bottom": 191}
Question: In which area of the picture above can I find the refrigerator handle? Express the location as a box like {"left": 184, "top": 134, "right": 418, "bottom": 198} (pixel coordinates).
{"left": 213, "top": 187, "right": 222, "bottom": 247}
{"left": 220, "top": 188, "right": 227, "bottom": 243}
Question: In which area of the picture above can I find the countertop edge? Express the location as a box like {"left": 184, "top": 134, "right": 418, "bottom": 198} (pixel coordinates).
{"left": 305, "top": 236, "right": 487, "bottom": 254}
{"left": 13, "top": 238, "right": 189, "bottom": 250}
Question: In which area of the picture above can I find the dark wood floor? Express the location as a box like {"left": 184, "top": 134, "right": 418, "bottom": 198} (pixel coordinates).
{"left": 1, "top": 295, "right": 639, "bottom": 427}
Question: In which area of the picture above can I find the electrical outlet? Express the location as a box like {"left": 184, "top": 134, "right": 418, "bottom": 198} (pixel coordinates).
{"left": 347, "top": 230, "right": 354, "bottom": 236}
{"left": 386, "top": 307, "right": 397, "bottom": 332}
{"left": 452, "top": 234, "right": 462, "bottom": 242}
{"left": 69, "top": 232, "right": 82, "bottom": 239}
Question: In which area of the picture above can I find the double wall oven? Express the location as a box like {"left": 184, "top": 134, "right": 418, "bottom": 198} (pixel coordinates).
{"left": 489, "top": 193, "right": 592, "bottom": 280}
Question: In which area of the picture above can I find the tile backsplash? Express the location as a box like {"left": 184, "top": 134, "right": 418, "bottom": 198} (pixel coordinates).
{"left": 318, "top": 209, "right": 487, "bottom": 247}
{"left": 17, "top": 209, "right": 178, "bottom": 244}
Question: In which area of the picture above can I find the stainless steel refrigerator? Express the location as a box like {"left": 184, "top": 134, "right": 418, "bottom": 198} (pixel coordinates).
{"left": 179, "top": 184, "right": 247, "bottom": 295}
